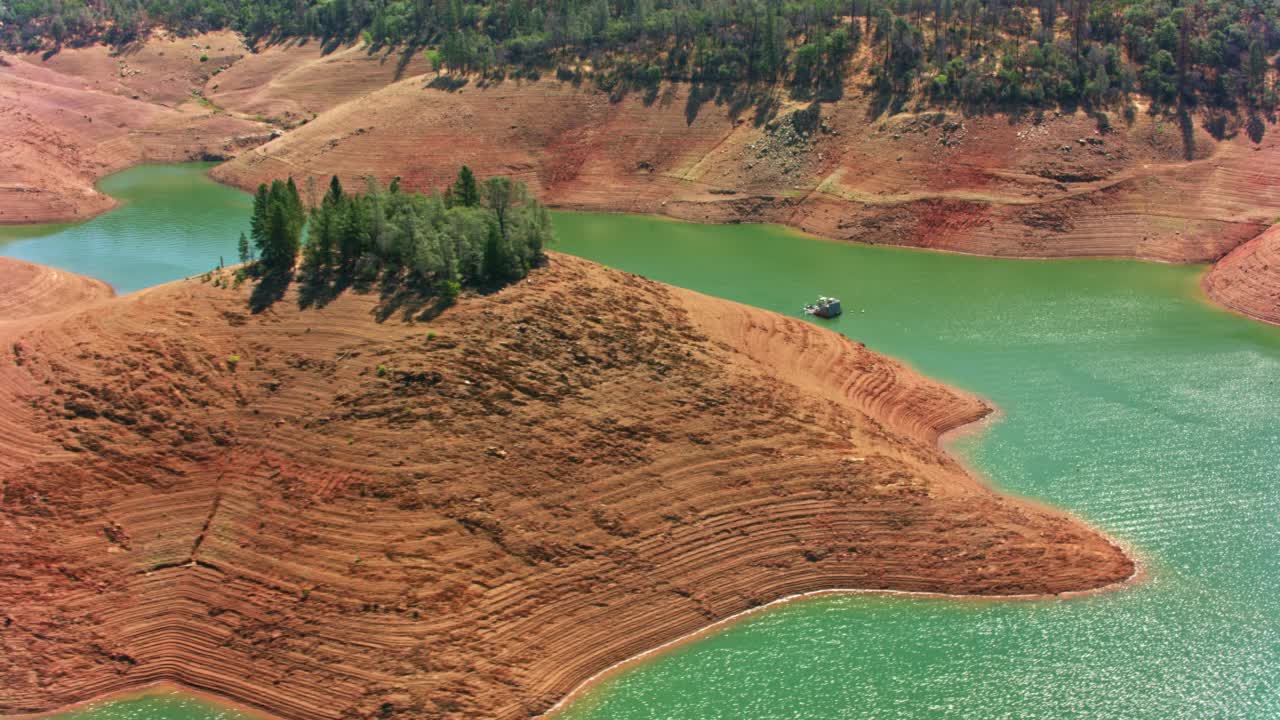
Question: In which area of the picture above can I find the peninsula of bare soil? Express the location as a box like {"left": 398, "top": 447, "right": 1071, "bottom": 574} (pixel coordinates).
{"left": 0, "top": 254, "right": 1132, "bottom": 720}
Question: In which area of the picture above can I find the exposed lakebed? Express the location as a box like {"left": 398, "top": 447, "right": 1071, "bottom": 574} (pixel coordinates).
{"left": 4, "top": 165, "right": 1278, "bottom": 719}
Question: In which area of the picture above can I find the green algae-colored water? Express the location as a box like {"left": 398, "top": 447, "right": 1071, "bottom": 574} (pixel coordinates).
{"left": 0, "top": 163, "right": 249, "bottom": 294}
{"left": 5, "top": 167, "right": 1279, "bottom": 719}
{"left": 43, "top": 692, "right": 256, "bottom": 720}
{"left": 551, "top": 214, "right": 1280, "bottom": 720}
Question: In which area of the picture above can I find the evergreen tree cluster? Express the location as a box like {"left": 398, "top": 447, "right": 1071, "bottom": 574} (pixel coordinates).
{"left": 6, "top": 0, "right": 1278, "bottom": 112}
{"left": 247, "top": 177, "right": 306, "bottom": 272}
{"left": 294, "top": 167, "right": 552, "bottom": 293}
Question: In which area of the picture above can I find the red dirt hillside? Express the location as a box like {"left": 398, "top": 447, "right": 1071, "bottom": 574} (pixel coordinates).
{"left": 0, "top": 254, "right": 1132, "bottom": 720}
{"left": 8, "top": 34, "right": 1278, "bottom": 266}
{"left": 0, "top": 256, "right": 112, "bottom": 321}
{"left": 1203, "top": 223, "right": 1280, "bottom": 326}
{"left": 0, "top": 31, "right": 271, "bottom": 224}
{"left": 202, "top": 39, "right": 431, "bottom": 124}
{"left": 211, "top": 71, "right": 1280, "bottom": 263}
{"left": 0, "top": 35, "right": 433, "bottom": 225}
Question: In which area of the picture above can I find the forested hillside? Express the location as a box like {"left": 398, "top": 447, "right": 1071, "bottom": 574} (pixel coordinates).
{"left": 4, "top": 0, "right": 1278, "bottom": 112}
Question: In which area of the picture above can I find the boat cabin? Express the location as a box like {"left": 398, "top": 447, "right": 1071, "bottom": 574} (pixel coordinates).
{"left": 804, "top": 297, "right": 842, "bottom": 318}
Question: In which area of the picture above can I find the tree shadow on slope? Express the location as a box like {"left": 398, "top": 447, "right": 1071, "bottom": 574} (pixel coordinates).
{"left": 358, "top": 38, "right": 418, "bottom": 79}
{"left": 1246, "top": 113, "right": 1268, "bottom": 144}
{"left": 244, "top": 34, "right": 345, "bottom": 56}
{"left": 373, "top": 273, "right": 453, "bottom": 323}
{"left": 393, "top": 42, "right": 421, "bottom": 80}
{"left": 292, "top": 265, "right": 452, "bottom": 323}
{"left": 296, "top": 269, "right": 352, "bottom": 311}
{"left": 319, "top": 35, "right": 351, "bottom": 55}
{"left": 427, "top": 75, "right": 469, "bottom": 92}
{"left": 865, "top": 85, "right": 909, "bottom": 121}
{"left": 684, "top": 83, "right": 713, "bottom": 124}
{"left": 683, "top": 82, "right": 779, "bottom": 127}
{"left": 1178, "top": 107, "right": 1197, "bottom": 161}
{"left": 248, "top": 268, "right": 293, "bottom": 313}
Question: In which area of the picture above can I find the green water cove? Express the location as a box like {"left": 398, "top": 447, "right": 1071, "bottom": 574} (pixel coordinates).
{"left": 0, "top": 163, "right": 250, "bottom": 294}
{"left": 4, "top": 165, "right": 1278, "bottom": 720}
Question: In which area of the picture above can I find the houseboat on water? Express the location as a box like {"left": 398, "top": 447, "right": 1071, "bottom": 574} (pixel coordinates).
{"left": 804, "top": 296, "right": 842, "bottom": 318}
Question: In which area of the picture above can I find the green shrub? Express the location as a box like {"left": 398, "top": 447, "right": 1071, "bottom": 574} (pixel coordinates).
{"left": 440, "top": 280, "right": 462, "bottom": 305}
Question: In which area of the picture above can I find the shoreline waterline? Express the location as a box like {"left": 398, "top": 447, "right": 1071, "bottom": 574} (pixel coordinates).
{"left": 2, "top": 159, "right": 1247, "bottom": 300}
{"left": 0, "top": 162, "right": 250, "bottom": 295}
{"left": 5, "top": 165, "right": 1274, "bottom": 717}
{"left": 3, "top": 683, "right": 280, "bottom": 720}
{"left": 7, "top": 571, "right": 1144, "bottom": 720}
{"left": 0, "top": 269, "right": 1142, "bottom": 720}
{"left": 536, "top": 399, "right": 1144, "bottom": 719}
{"left": 0, "top": 372, "right": 1140, "bottom": 720}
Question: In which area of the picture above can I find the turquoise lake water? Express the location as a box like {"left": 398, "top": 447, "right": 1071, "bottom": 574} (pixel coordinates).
{"left": 4, "top": 165, "right": 1278, "bottom": 720}
{"left": 0, "top": 163, "right": 249, "bottom": 294}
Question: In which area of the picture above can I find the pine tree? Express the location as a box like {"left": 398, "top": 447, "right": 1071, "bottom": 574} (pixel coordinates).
{"left": 304, "top": 204, "right": 334, "bottom": 270}
{"left": 238, "top": 231, "right": 251, "bottom": 264}
{"left": 285, "top": 177, "right": 305, "bottom": 230}
{"left": 255, "top": 179, "right": 303, "bottom": 271}
{"left": 451, "top": 166, "right": 480, "bottom": 208}
{"left": 340, "top": 198, "right": 371, "bottom": 265}
{"left": 1247, "top": 39, "right": 1267, "bottom": 103}
{"left": 250, "top": 183, "right": 270, "bottom": 261}
{"left": 481, "top": 218, "right": 512, "bottom": 286}
{"left": 326, "top": 175, "right": 344, "bottom": 206}
{"left": 482, "top": 176, "right": 518, "bottom": 240}
{"left": 268, "top": 195, "right": 292, "bottom": 268}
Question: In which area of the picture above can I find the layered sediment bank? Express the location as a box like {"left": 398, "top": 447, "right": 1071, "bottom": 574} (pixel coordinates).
{"left": 210, "top": 75, "right": 1280, "bottom": 264}
{"left": 0, "top": 30, "right": 269, "bottom": 225}
{"left": 6, "top": 36, "right": 1280, "bottom": 319}
{"left": 0, "top": 257, "right": 113, "bottom": 322}
{"left": 1203, "top": 223, "right": 1280, "bottom": 326}
{"left": 0, "top": 35, "right": 422, "bottom": 226}
{"left": 7, "top": 35, "right": 1278, "bottom": 265}
{"left": 0, "top": 254, "right": 1131, "bottom": 719}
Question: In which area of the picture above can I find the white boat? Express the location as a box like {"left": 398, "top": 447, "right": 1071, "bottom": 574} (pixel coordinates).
{"left": 804, "top": 296, "right": 842, "bottom": 318}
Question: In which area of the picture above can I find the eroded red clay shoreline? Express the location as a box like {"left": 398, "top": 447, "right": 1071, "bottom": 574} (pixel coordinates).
{"left": 0, "top": 257, "right": 113, "bottom": 322}
{"left": 5, "top": 35, "right": 1280, "bottom": 319}
{"left": 1, "top": 254, "right": 1132, "bottom": 719}
{"left": 1203, "top": 223, "right": 1280, "bottom": 327}
{"left": 6, "top": 682, "right": 276, "bottom": 720}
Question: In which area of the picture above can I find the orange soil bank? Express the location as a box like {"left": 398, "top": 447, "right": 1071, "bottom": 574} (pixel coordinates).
{"left": 1203, "top": 222, "right": 1280, "bottom": 326}
{"left": 0, "top": 254, "right": 1131, "bottom": 719}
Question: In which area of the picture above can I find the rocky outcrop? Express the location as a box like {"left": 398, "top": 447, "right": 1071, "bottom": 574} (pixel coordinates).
{"left": 0, "top": 254, "right": 1132, "bottom": 719}
{"left": 1204, "top": 224, "right": 1280, "bottom": 325}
